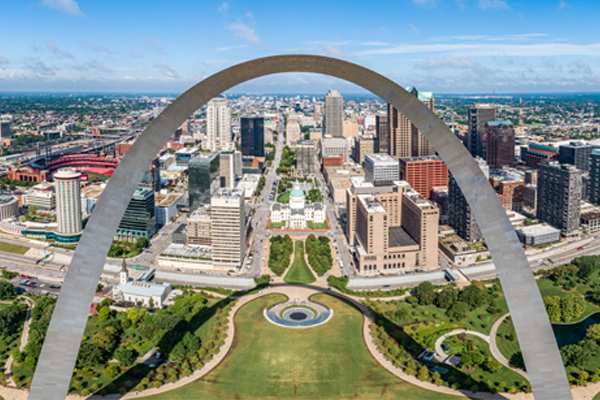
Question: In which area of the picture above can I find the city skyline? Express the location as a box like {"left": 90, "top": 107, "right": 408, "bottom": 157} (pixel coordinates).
{"left": 0, "top": 0, "right": 599, "bottom": 93}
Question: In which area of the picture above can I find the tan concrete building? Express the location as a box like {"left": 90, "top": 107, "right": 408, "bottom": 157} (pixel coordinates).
{"left": 187, "top": 208, "right": 212, "bottom": 245}
{"left": 346, "top": 177, "right": 439, "bottom": 274}
{"left": 352, "top": 135, "right": 377, "bottom": 165}
{"left": 343, "top": 121, "right": 359, "bottom": 138}
{"left": 286, "top": 114, "right": 301, "bottom": 148}
{"left": 211, "top": 188, "right": 245, "bottom": 270}
{"left": 323, "top": 165, "right": 365, "bottom": 205}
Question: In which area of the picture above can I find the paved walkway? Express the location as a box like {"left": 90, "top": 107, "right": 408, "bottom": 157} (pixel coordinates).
{"left": 489, "top": 314, "right": 529, "bottom": 380}
{"left": 4, "top": 296, "right": 35, "bottom": 388}
{"left": 434, "top": 329, "right": 490, "bottom": 365}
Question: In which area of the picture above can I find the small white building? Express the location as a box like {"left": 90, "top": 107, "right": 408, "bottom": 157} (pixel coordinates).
{"left": 270, "top": 183, "right": 325, "bottom": 229}
{"left": 113, "top": 261, "right": 172, "bottom": 308}
{"left": 516, "top": 224, "right": 561, "bottom": 247}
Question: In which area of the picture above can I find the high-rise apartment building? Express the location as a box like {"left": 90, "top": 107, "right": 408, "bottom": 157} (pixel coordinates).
{"left": 467, "top": 104, "right": 497, "bottom": 158}
{"left": 589, "top": 150, "right": 600, "bottom": 205}
{"left": 286, "top": 114, "right": 301, "bottom": 148}
{"left": 116, "top": 187, "right": 156, "bottom": 242}
{"left": 364, "top": 154, "right": 399, "bottom": 183}
{"left": 296, "top": 140, "right": 316, "bottom": 175}
{"left": 448, "top": 157, "right": 488, "bottom": 242}
{"left": 211, "top": 188, "right": 245, "bottom": 270}
{"left": 387, "top": 87, "right": 435, "bottom": 158}
{"left": 241, "top": 117, "right": 264, "bottom": 157}
{"left": 323, "top": 90, "right": 343, "bottom": 137}
{"left": 188, "top": 153, "right": 220, "bottom": 212}
{"left": 140, "top": 157, "right": 161, "bottom": 192}
{"left": 559, "top": 141, "right": 593, "bottom": 173}
{"left": 375, "top": 114, "right": 388, "bottom": 154}
{"left": 537, "top": 161, "right": 582, "bottom": 236}
{"left": 206, "top": 96, "right": 232, "bottom": 152}
{"left": 484, "top": 121, "right": 515, "bottom": 169}
{"left": 220, "top": 150, "right": 241, "bottom": 188}
{"left": 489, "top": 174, "right": 524, "bottom": 212}
{"left": 54, "top": 168, "right": 82, "bottom": 235}
{"left": 320, "top": 137, "right": 348, "bottom": 162}
{"left": 0, "top": 121, "right": 11, "bottom": 139}
{"left": 399, "top": 156, "right": 448, "bottom": 200}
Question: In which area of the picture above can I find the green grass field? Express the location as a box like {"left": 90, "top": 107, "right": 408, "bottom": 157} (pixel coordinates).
{"left": 0, "top": 241, "right": 30, "bottom": 255}
{"left": 148, "top": 294, "right": 463, "bottom": 400}
{"left": 284, "top": 241, "right": 316, "bottom": 284}
{"left": 306, "top": 221, "right": 328, "bottom": 230}
{"left": 276, "top": 191, "right": 290, "bottom": 204}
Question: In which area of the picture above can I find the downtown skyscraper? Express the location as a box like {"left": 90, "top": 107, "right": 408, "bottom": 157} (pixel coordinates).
{"left": 206, "top": 96, "right": 232, "bottom": 152}
{"left": 323, "top": 90, "right": 343, "bottom": 137}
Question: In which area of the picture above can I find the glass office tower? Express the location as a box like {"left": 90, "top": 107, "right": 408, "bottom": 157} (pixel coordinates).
{"left": 188, "top": 152, "right": 220, "bottom": 212}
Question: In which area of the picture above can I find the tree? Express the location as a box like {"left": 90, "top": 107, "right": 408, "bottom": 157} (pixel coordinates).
{"left": 434, "top": 287, "right": 458, "bottom": 309}
{"left": 98, "top": 306, "right": 111, "bottom": 322}
{"left": 136, "top": 237, "right": 149, "bottom": 249}
{"left": 395, "top": 308, "right": 409, "bottom": 321}
{"left": 460, "top": 285, "right": 489, "bottom": 309}
{"left": 104, "top": 365, "right": 120, "bottom": 378}
{"left": 78, "top": 342, "right": 105, "bottom": 366}
{"left": 544, "top": 296, "right": 562, "bottom": 322}
{"left": 574, "top": 255, "right": 600, "bottom": 279}
{"left": 587, "top": 324, "right": 600, "bottom": 343}
{"left": 115, "top": 347, "right": 136, "bottom": 366}
{"left": 413, "top": 282, "right": 436, "bottom": 305}
{"left": 485, "top": 357, "right": 503, "bottom": 374}
{"left": 0, "top": 279, "right": 15, "bottom": 300}
{"left": 447, "top": 301, "right": 469, "bottom": 320}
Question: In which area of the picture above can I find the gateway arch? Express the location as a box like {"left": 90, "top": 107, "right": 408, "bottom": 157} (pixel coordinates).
{"left": 29, "top": 55, "right": 571, "bottom": 400}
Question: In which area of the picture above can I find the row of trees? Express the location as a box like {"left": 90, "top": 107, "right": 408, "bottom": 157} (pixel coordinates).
{"left": 543, "top": 295, "right": 586, "bottom": 323}
{"left": 308, "top": 188, "right": 322, "bottom": 203}
{"left": 0, "top": 302, "right": 27, "bottom": 339}
{"left": 268, "top": 235, "right": 293, "bottom": 276}
{"left": 305, "top": 234, "right": 332, "bottom": 276}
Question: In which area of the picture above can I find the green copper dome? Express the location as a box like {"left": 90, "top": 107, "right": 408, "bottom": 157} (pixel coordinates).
{"left": 290, "top": 188, "right": 304, "bottom": 197}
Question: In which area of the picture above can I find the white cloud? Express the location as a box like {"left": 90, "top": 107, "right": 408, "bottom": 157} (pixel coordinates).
{"left": 216, "top": 45, "right": 246, "bottom": 52}
{"left": 218, "top": 2, "right": 229, "bottom": 15}
{"left": 29, "top": 61, "right": 56, "bottom": 76}
{"left": 46, "top": 41, "right": 74, "bottom": 59}
{"left": 153, "top": 60, "right": 178, "bottom": 78}
{"left": 86, "top": 60, "right": 113, "bottom": 73}
{"left": 228, "top": 21, "right": 261, "bottom": 45}
{"left": 356, "top": 42, "right": 600, "bottom": 58}
{"left": 478, "top": 0, "right": 509, "bottom": 10}
{"left": 418, "top": 55, "right": 499, "bottom": 77}
{"left": 83, "top": 43, "right": 118, "bottom": 56}
{"left": 0, "top": 56, "right": 8, "bottom": 65}
{"left": 41, "top": 0, "right": 84, "bottom": 17}
{"left": 409, "top": 24, "right": 421, "bottom": 35}
{"left": 130, "top": 51, "right": 144, "bottom": 58}
{"left": 141, "top": 37, "right": 165, "bottom": 54}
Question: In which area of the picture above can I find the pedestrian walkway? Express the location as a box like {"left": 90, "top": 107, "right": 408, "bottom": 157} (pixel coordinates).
{"left": 489, "top": 314, "right": 529, "bottom": 380}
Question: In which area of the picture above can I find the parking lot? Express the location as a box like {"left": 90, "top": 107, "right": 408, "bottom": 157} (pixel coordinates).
{"left": 10, "top": 274, "right": 62, "bottom": 297}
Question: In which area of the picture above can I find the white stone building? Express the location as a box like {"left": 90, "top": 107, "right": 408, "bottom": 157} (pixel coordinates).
{"left": 270, "top": 183, "right": 325, "bottom": 229}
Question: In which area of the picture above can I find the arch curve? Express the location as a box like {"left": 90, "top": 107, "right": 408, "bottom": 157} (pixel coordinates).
{"left": 29, "top": 55, "right": 570, "bottom": 400}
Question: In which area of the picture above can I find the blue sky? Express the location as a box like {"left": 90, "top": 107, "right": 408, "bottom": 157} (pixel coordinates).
{"left": 1, "top": 0, "right": 599, "bottom": 94}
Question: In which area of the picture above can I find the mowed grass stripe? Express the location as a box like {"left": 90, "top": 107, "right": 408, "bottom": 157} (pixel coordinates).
{"left": 0, "top": 241, "right": 30, "bottom": 255}
{"left": 284, "top": 241, "right": 316, "bottom": 284}
{"left": 148, "top": 293, "right": 462, "bottom": 399}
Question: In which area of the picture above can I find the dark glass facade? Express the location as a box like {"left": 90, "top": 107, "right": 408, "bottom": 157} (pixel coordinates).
{"left": 117, "top": 187, "right": 156, "bottom": 240}
{"left": 188, "top": 153, "right": 220, "bottom": 212}
{"left": 140, "top": 157, "right": 161, "bottom": 192}
{"left": 241, "top": 117, "right": 264, "bottom": 157}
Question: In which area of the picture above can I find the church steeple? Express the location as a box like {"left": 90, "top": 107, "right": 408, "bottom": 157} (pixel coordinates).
{"left": 120, "top": 256, "right": 129, "bottom": 285}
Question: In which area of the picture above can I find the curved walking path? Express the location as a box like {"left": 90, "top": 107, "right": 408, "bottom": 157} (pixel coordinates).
{"left": 4, "top": 296, "right": 35, "bottom": 388}
{"left": 490, "top": 314, "right": 529, "bottom": 380}
{"left": 434, "top": 329, "right": 490, "bottom": 362}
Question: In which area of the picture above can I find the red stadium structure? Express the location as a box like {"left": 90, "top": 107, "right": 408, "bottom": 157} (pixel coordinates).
{"left": 9, "top": 153, "right": 119, "bottom": 183}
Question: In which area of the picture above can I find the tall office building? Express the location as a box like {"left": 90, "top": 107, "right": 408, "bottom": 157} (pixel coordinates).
{"left": 448, "top": 157, "right": 488, "bottom": 242}
{"left": 364, "top": 154, "right": 399, "bottom": 183}
{"left": 323, "top": 90, "right": 343, "bottom": 137}
{"left": 54, "top": 168, "right": 82, "bottom": 235}
{"left": 559, "top": 141, "right": 593, "bottom": 173}
{"left": 188, "top": 153, "right": 220, "bottom": 212}
{"left": 187, "top": 208, "right": 212, "bottom": 245}
{"left": 206, "top": 96, "right": 232, "bottom": 152}
{"left": 387, "top": 87, "right": 435, "bottom": 158}
{"left": 375, "top": 114, "right": 388, "bottom": 154}
{"left": 467, "top": 104, "right": 497, "bottom": 158}
{"left": 220, "top": 150, "right": 237, "bottom": 188}
{"left": 537, "top": 161, "right": 582, "bottom": 236}
{"left": 286, "top": 114, "right": 301, "bottom": 148}
{"left": 399, "top": 156, "right": 448, "bottom": 200}
{"left": 241, "top": 117, "right": 264, "bottom": 157}
{"left": 211, "top": 188, "right": 245, "bottom": 270}
{"left": 0, "top": 121, "right": 10, "bottom": 139}
{"left": 484, "top": 121, "right": 515, "bottom": 169}
{"left": 116, "top": 187, "right": 156, "bottom": 242}
{"left": 140, "top": 157, "right": 161, "bottom": 192}
{"left": 589, "top": 150, "right": 600, "bottom": 205}
{"left": 297, "top": 140, "right": 316, "bottom": 175}
{"left": 352, "top": 135, "right": 377, "bottom": 165}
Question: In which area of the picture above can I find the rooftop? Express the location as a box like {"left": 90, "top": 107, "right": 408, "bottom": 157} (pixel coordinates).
{"left": 400, "top": 156, "right": 443, "bottom": 163}
{"left": 155, "top": 192, "right": 184, "bottom": 208}
{"left": 118, "top": 281, "right": 170, "bottom": 298}
{"left": 517, "top": 223, "right": 561, "bottom": 235}
{"left": 365, "top": 153, "right": 397, "bottom": 165}
{"left": 389, "top": 226, "right": 419, "bottom": 247}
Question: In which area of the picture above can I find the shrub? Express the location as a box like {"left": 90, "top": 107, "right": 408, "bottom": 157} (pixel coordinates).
{"left": 153, "top": 381, "right": 162, "bottom": 388}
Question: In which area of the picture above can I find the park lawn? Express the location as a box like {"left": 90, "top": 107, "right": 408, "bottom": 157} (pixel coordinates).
{"left": 306, "top": 221, "right": 328, "bottom": 230}
{"left": 495, "top": 317, "right": 524, "bottom": 370}
{"left": 0, "top": 241, "right": 30, "bottom": 255}
{"left": 147, "top": 293, "right": 462, "bottom": 400}
{"left": 442, "top": 334, "right": 525, "bottom": 391}
{"left": 268, "top": 221, "right": 285, "bottom": 229}
{"left": 283, "top": 241, "right": 316, "bottom": 284}
{"left": 536, "top": 277, "right": 600, "bottom": 321}
{"left": 276, "top": 191, "right": 290, "bottom": 204}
